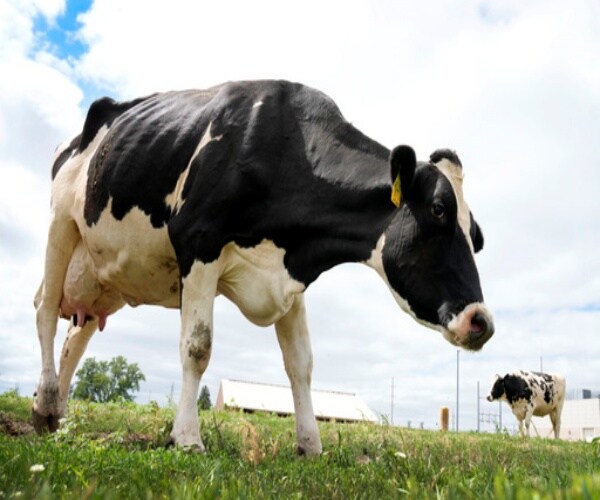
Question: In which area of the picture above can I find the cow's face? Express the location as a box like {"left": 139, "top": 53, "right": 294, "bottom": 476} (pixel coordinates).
{"left": 380, "top": 146, "right": 494, "bottom": 351}
{"left": 486, "top": 375, "right": 506, "bottom": 401}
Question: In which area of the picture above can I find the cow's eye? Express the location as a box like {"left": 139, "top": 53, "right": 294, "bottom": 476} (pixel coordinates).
{"left": 431, "top": 202, "right": 445, "bottom": 219}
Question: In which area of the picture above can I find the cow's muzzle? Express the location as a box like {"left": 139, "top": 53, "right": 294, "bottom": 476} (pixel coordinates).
{"left": 442, "top": 302, "right": 494, "bottom": 351}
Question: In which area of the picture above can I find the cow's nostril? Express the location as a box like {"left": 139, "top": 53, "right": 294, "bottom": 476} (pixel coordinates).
{"left": 470, "top": 313, "right": 487, "bottom": 336}
{"left": 468, "top": 312, "right": 494, "bottom": 349}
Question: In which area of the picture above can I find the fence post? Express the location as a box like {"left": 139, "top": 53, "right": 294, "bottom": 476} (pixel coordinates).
{"left": 440, "top": 406, "right": 450, "bottom": 431}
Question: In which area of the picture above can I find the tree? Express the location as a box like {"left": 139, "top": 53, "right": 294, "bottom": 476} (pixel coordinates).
{"left": 73, "top": 356, "right": 145, "bottom": 403}
{"left": 198, "top": 385, "right": 212, "bottom": 410}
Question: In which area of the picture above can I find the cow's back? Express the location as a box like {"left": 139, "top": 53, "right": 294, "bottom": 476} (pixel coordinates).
{"left": 522, "top": 371, "right": 566, "bottom": 416}
{"left": 49, "top": 80, "right": 392, "bottom": 311}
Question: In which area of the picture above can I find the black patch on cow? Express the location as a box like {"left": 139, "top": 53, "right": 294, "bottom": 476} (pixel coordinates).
{"left": 503, "top": 374, "right": 534, "bottom": 404}
{"left": 51, "top": 134, "right": 81, "bottom": 179}
{"left": 532, "top": 371, "right": 554, "bottom": 404}
{"left": 79, "top": 95, "right": 155, "bottom": 152}
{"left": 490, "top": 377, "right": 505, "bottom": 400}
{"left": 430, "top": 149, "right": 462, "bottom": 168}
{"left": 470, "top": 212, "right": 484, "bottom": 253}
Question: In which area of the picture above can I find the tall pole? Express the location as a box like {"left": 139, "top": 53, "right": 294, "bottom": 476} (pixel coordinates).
{"left": 477, "top": 380, "right": 480, "bottom": 433}
{"left": 391, "top": 377, "right": 394, "bottom": 425}
{"left": 456, "top": 350, "right": 460, "bottom": 432}
{"left": 499, "top": 400, "right": 502, "bottom": 430}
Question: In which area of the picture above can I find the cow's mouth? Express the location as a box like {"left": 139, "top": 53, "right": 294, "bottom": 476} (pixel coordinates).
{"left": 442, "top": 303, "right": 494, "bottom": 351}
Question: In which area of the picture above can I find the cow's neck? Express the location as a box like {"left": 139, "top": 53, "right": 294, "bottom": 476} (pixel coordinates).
{"left": 279, "top": 122, "right": 396, "bottom": 286}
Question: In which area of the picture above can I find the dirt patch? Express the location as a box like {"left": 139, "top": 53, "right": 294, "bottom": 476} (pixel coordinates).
{"left": 0, "top": 412, "right": 35, "bottom": 436}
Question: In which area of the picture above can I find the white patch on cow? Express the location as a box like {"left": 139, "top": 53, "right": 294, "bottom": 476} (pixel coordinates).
{"left": 82, "top": 199, "right": 179, "bottom": 308}
{"left": 434, "top": 158, "right": 474, "bottom": 253}
{"left": 165, "top": 121, "right": 222, "bottom": 213}
{"left": 217, "top": 240, "right": 306, "bottom": 326}
{"left": 252, "top": 100, "right": 263, "bottom": 108}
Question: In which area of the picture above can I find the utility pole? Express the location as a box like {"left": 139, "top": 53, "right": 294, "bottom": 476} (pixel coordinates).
{"left": 477, "top": 380, "right": 480, "bottom": 432}
{"left": 456, "top": 349, "right": 460, "bottom": 432}
{"left": 499, "top": 400, "right": 502, "bottom": 429}
{"left": 391, "top": 377, "right": 394, "bottom": 426}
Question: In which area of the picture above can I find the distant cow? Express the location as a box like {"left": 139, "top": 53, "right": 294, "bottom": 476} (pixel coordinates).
{"left": 487, "top": 371, "right": 566, "bottom": 438}
{"left": 33, "top": 80, "right": 494, "bottom": 455}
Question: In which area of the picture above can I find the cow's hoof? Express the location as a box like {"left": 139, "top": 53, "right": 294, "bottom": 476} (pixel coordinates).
{"left": 164, "top": 435, "right": 206, "bottom": 453}
{"left": 182, "top": 444, "right": 206, "bottom": 454}
{"left": 296, "top": 445, "right": 322, "bottom": 458}
{"left": 31, "top": 408, "right": 61, "bottom": 434}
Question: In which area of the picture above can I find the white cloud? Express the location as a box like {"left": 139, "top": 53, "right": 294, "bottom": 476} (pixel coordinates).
{"left": 1, "top": 0, "right": 599, "bottom": 433}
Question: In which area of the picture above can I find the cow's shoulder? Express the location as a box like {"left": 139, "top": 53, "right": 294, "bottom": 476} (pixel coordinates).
{"left": 80, "top": 94, "right": 156, "bottom": 152}
{"left": 504, "top": 373, "right": 533, "bottom": 403}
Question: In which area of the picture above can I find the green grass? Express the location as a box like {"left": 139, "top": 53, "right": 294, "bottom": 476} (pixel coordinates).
{"left": 1, "top": 393, "right": 599, "bottom": 499}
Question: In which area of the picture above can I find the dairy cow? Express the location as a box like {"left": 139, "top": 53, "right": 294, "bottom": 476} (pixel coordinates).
{"left": 487, "top": 370, "right": 566, "bottom": 438}
{"left": 33, "top": 80, "right": 494, "bottom": 455}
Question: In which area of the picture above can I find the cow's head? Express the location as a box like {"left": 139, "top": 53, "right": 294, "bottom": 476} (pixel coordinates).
{"left": 379, "top": 145, "right": 494, "bottom": 351}
{"left": 486, "top": 374, "right": 506, "bottom": 401}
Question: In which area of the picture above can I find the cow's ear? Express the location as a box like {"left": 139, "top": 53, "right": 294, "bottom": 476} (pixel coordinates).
{"left": 389, "top": 145, "right": 416, "bottom": 206}
{"left": 470, "top": 213, "right": 484, "bottom": 253}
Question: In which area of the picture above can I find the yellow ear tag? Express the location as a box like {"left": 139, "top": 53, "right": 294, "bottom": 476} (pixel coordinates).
{"left": 391, "top": 174, "right": 402, "bottom": 207}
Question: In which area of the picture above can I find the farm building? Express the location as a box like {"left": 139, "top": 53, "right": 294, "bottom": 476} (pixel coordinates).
{"left": 215, "top": 379, "right": 378, "bottom": 423}
{"left": 534, "top": 390, "right": 600, "bottom": 441}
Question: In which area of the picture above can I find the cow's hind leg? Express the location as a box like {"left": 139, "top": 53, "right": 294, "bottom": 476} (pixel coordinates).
{"left": 550, "top": 405, "right": 563, "bottom": 439}
{"left": 57, "top": 319, "right": 98, "bottom": 403}
{"left": 523, "top": 406, "right": 534, "bottom": 437}
{"left": 33, "top": 219, "right": 79, "bottom": 433}
{"left": 275, "top": 294, "right": 322, "bottom": 457}
{"left": 169, "top": 260, "right": 220, "bottom": 451}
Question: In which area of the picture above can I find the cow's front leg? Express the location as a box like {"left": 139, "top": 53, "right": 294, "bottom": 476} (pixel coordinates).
{"left": 275, "top": 294, "right": 322, "bottom": 457}
{"left": 169, "top": 261, "right": 219, "bottom": 451}
{"left": 523, "top": 405, "right": 534, "bottom": 437}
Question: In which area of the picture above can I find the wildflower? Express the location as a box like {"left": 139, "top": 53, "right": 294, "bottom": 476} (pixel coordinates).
{"left": 395, "top": 451, "right": 407, "bottom": 459}
{"left": 29, "top": 464, "right": 45, "bottom": 473}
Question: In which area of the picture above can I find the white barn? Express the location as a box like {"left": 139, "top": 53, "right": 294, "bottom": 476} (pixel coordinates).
{"left": 215, "top": 379, "right": 378, "bottom": 423}
{"left": 534, "top": 397, "right": 600, "bottom": 441}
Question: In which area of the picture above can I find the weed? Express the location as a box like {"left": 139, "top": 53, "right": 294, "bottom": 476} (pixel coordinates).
{"left": 1, "top": 395, "right": 599, "bottom": 499}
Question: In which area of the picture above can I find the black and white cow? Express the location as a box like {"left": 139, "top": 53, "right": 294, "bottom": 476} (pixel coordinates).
{"left": 487, "top": 371, "right": 566, "bottom": 438}
{"left": 33, "top": 80, "right": 494, "bottom": 455}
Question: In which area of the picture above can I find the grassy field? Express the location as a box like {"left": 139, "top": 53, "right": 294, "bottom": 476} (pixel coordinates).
{"left": 1, "top": 390, "right": 599, "bottom": 499}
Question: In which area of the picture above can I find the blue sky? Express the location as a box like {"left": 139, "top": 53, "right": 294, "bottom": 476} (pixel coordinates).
{"left": 32, "top": 0, "right": 92, "bottom": 60}
{"left": 1, "top": 0, "right": 599, "bottom": 433}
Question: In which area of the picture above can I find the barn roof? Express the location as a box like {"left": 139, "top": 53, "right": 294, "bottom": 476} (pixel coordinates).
{"left": 215, "top": 379, "right": 378, "bottom": 423}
